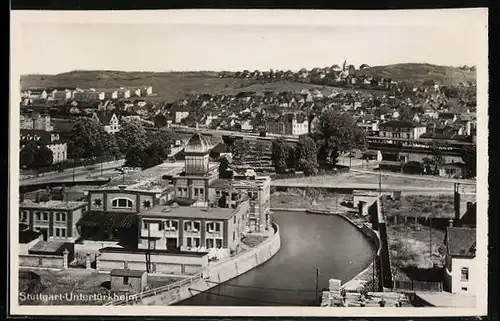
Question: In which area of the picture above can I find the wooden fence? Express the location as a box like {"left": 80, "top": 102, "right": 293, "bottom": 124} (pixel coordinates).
{"left": 393, "top": 280, "right": 443, "bottom": 292}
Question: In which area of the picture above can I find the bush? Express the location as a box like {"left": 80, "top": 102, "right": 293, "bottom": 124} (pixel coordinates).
{"left": 403, "top": 161, "right": 423, "bottom": 175}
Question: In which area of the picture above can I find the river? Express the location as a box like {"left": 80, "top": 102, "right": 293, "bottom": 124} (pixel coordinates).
{"left": 177, "top": 210, "right": 375, "bottom": 306}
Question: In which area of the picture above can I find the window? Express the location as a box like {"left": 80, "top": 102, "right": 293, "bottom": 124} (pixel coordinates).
{"left": 461, "top": 287, "right": 468, "bottom": 291}
{"left": 35, "top": 212, "right": 41, "bottom": 221}
{"left": 112, "top": 198, "right": 133, "bottom": 209}
{"left": 216, "top": 239, "right": 222, "bottom": 248}
{"left": 186, "top": 237, "right": 192, "bottom": 247}
{"left": 123, "top": 276, "right": 129, "bottom": 285}
{"left": 42, "top": 212, "right": 49, "bottom": 221}
{"left": 206, "top": 239, "right": 214, "bottom": 248}
{"left": 194, "top": 188, "right": 199, "bottom": 197}
{"left": 19, "top": 211, "right": 28, "bottom": 223}
{"left": 461, "top": 267, "right": 469, "bottom": 281}
{"left": 61, "top": 229, "right": 66, "bottom": 237}
{"left": 193, "top": 238, "right": 200, "bottom": 247}
{"left": 144, "top": 222, "right": 148, "bottom": 229}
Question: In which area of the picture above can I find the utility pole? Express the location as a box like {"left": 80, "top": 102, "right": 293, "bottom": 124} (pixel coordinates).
{"left": 146, "top": 221, "right": 151, "bottom": 273}
{"left": 372, "top": 252, "right": 376, "bottom": 291}
{"left": 100, "top": 159, "right": 103, "bottom": 176}
{"left": 72, "top": 158, "right": 76, "bottom": 183}
{"left": 378, "top": 166, "right": 382, "bottom": 196}
{"left": 315, "top": 268, "right": 320, "bottom": 305}
{"left": 429, "top": 216, "right": 432, "bottom": 259}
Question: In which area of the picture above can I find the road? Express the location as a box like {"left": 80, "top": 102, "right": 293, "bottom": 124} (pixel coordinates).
{"left": 270, "top": 181, "right": 472, "bottom": 194}
{"left": 19, "top": 160, "right": 125, "bottom": 186}
{"left": 349, "top": 168, "right": 476, "bottom": 186}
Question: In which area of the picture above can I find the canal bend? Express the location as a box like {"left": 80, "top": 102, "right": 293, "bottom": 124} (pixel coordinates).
{"left": 178, "top": 210, "right": 375, "bottom": 306}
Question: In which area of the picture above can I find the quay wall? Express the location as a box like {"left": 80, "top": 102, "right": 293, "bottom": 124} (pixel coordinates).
{"left": 106, "top": 223, "right": 281, "bottom": 306}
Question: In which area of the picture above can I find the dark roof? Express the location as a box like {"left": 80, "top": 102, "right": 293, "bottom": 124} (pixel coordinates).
{"left": 184, "top": 133, "right": 211, "bottom": 154}
{"left": 438, "top": 112, "right": 457, "bottom": 119}
{"left": 93, "top": 111, "right": 117, "bottom": 124}
{"left": 77, "top": 211, "right": 138, "bottom": 229}
{"left": 446, "top": 227, "right": 476, "bottom": 258}
{"left": 380, "top": 120, "right": 421, "bottom": 128}
{"left": 110, "top": 269, "right": 146, "bottom": 278}
{"left": 19, "top": 230, "right": 42, "bottom": 244}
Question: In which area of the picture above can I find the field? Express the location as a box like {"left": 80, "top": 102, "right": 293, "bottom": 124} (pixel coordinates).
{"left": 381, "top": 194, "right": 456, "bottom": 219}
{"left": 18, "top": 269, "right": 184, "bottom": 305}
{"left": 21, "top": 63, "right": 476, "bottom": 102}
{"left": 358, "top": 63, "right": 476, "bottom": 86}
{"left": 21, "top": 72, "right": 327, "bottom": 102}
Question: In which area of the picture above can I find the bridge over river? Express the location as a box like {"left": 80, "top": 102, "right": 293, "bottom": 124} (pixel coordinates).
{"left": 177, "top": 210, "right": 375, "bottom": 306}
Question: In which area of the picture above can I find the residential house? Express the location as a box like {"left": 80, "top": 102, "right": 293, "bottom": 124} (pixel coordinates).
{"left": 20, "top": 129, "right": 67, "bottom": 163}
{"left": 73, "top": 89, "right": 105, "bottom": 102}
{"left": 438, "top": 112, "right": 458, "bottom": 125}
{"left": 265, "top": 112, "right": 309, "bottom": 136}
{"left": 444, "top": 226, "right": 476, "bottom": 296}
{"left": 92, "top": 111, "right": 121, "bottom": 134}
{"left": 51, "top": 90, "right": 73, "bottom": 101}
{"left": 170, "top": 106, "right": 190, "bottom": 124}
{"left": 103, "top": 90, "right": 119, "bottom": 100}
{"left": 357, "top": 120, "right": 379, "bottom": 136}
{"left": 27, "top": 89, "right": 48, "bottom": 100}
{"left": 20, "top": 113, "right": 54, "bottom": 131}
{"left": 118, "top": 88, "right": 131, "bottom": 99}
{"left": 378, "top": 120, "right": 427, "bottom": 140}
{"left": 19, "top": 198, "right": 88, "bottom": 242}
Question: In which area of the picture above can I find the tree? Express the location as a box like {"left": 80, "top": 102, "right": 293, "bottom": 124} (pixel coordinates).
{"left": 154, "top": 114, "right": 168, "bottom": 128}
{"left": 359, "top": 64, "right": 370, "bottom": 69}
{"left": 294, "top": 135, "right": 319, "bottom": 176}
{"left": 99, "top": 132, "right": 120, "bottom": 158}
{"left": 148, "top": 128, "right": 173, "bottom": 159}
{"left": 460, "top": 146, "right": 476, "bottom": 178}
{"left": 316, "top": 109, "right": 366, "bottom": 165}
{"left": 254, "top": 141, "right": 267, "bottom": 164}
{"left": 68, "top": 117, "right": 107, "bottom": 159}
{"left": 20, "top": 142, "right": 38, "bottom": 168}
{"left": 33, "top": 145, "right": 54, "bottom": 167}
{"left": 218, "top": 156, "right": 233, "bottom": 179}
{"left": 115, "top": 119, "right": 148, "bottom": 155}
{"left": 271, "top": 137, "right": 290, "bottom": 174}
{"left": 422, "top": 79, "right": 436, "bottom": 87}
{"left": 125, "top": 146, "right": 147, "bottom": 168}
{"left": 403, "top": 161, "right": 423, "bottom": 175}
{"left": 231, "top": 139, "right": 250, "bottom": 165}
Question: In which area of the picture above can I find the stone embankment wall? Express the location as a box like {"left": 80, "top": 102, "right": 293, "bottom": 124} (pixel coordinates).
{"left": 108, "top": 223, "right": 281, "bottom": 306}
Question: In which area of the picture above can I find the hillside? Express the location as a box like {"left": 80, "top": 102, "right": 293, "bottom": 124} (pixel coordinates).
{"left": 20, "top": 63, "right": 476, "bottom": 102}
{"left": 358, "top": 63, "right": 476, "bottom": 85}
{"left": 20, "top": 72, "right": 328, "bottom": 102}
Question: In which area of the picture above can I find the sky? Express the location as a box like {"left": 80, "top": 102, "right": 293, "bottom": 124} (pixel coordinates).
{"left": 12, "top": 9, "right": 488, "bottom": 75}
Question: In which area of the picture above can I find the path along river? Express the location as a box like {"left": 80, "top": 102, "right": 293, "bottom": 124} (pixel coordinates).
{"left": 177, "top": 210, "right": 375, "bottom": 306}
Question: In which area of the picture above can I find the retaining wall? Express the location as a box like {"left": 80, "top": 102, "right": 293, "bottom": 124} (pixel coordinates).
{"left": 19, "top": 254, "right": 65, "bottom": 269}
{"left": 108, "top": 223, "right": 281, "bottom": 306}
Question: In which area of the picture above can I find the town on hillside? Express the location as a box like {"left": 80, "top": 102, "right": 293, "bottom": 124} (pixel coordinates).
{"left": 17, "top": 61, "right": 478, "bottom": 309}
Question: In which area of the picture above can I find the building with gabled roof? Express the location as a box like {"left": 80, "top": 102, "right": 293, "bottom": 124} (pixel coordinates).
{"left": 92, "top": 111, "right": 121, "bottom": 134}
{"left": 443, "top": 226, "right": 477, "bottom": 296}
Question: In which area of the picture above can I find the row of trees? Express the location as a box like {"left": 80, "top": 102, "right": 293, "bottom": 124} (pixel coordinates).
{"left": 66, "top": 117, "right": 173, "bottom": 170}
{"left": 270, "top": 109, "right": 367, "bottom": 175}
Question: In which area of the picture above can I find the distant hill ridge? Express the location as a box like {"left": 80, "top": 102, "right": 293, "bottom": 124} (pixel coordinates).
{"left": 20, "top": 63, "right": 476, "bottom": 102}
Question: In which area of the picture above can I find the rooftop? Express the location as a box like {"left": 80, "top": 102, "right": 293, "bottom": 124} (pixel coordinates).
{"left": 19, "top": 199, "right": 87, "bottom": 210}
{"left": 142, "top": 203, "right": 240, "bottom": 220}
{"left": 19, "top": 230, "right": 42, "bottom": 244}
{"left": 110, "top": 269, "right": 146, "bottom": 278}
{"left": 77, "top": 211, "right": 138, "bottom": 229}
{"left": 29, "top": 240, "right": 67, "bottom": 253}
{"left": 380, "top": 120, "right": 422, "bottom": 128}
{"left": 446, "top": 226, "right": 476, "bottom": 258}
{"left": 210, "top": 176, "right": 270, "bottom": 189}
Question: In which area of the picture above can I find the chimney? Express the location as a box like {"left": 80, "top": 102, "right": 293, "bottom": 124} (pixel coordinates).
{"left": 124, "top": 261, "right": 129, "bottom": 271}
{"left": 61, "top": 185, "right": 67, "bottom": 202}
{"left": 35, "top": 191, "right": 41, "bottom": 203}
